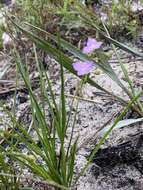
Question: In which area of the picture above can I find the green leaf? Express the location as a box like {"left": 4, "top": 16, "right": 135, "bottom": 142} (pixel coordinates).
{"left": 99, "top": 118, "right": 143, "bottom": 137}
{"left": 67, "top": 138, "right": 78, "bottom": 186}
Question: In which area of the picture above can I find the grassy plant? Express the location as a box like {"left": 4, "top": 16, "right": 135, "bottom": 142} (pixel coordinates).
{"left": 2, "top": 17, "right": 141, "bottom": 188}
{"left": 0, "top": 146, "right": 20, "bottom": 190}
{"left": 1, "top": 39, "right": 81, "bottom": 189}
{"left": 1, "top": 38, "right": 141, "bottom": 189}
{"left": 1, "top": 1, "right": 143, "bottom": 189}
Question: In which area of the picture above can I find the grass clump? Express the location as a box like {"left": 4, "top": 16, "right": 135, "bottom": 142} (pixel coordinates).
{"left": 0, "top": 1, "right": 143, "bottom": 189}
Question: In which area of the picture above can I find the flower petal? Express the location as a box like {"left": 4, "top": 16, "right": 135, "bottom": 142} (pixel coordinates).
{"left": 82, "top": 37, "right": 102, "bottom": 54}
{"left": 73, "top": 60, "right": 94, "bottom": 76}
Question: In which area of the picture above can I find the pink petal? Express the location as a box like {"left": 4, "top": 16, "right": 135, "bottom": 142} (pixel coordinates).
{"left": 82, "top": 37, "right": 102, "bottom": 54}
{"left": 73, "top": 60, "right": 94, "bottom": 76}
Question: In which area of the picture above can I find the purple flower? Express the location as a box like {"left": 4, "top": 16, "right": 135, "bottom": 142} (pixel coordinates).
{"left": 73, "top": 60, "right": 94, "bottom": 76}
{"left": 82, "top": 37, "right": 102, "bottom": 54}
